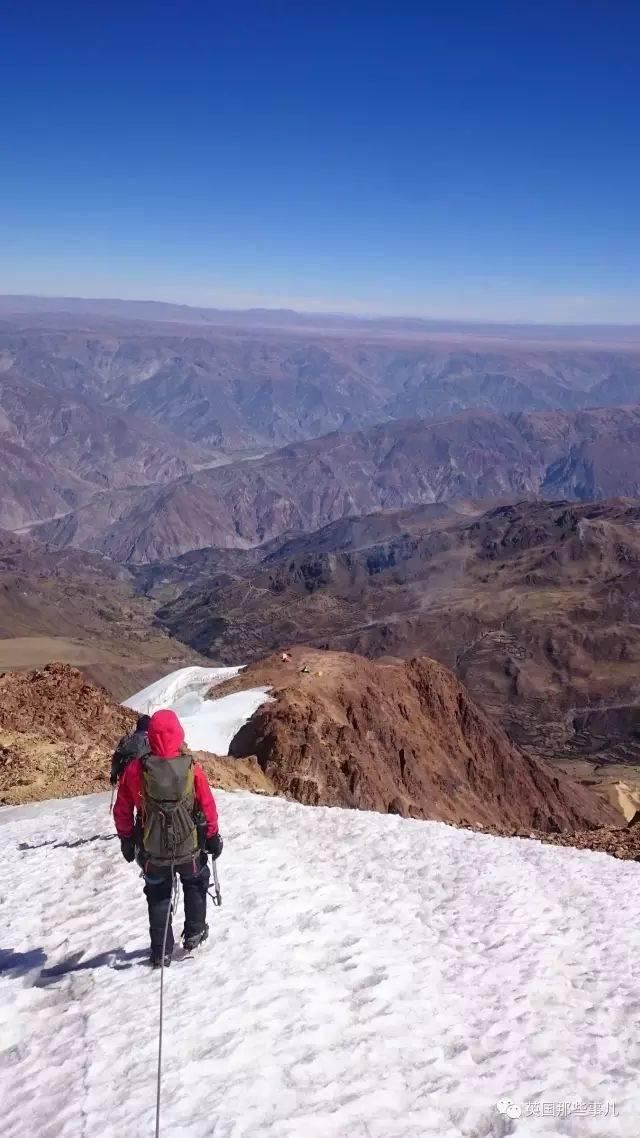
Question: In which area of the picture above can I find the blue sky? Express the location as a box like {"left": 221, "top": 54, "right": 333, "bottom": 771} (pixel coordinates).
{"left": 1, "top": 1, "right": 639, "bottom": 322}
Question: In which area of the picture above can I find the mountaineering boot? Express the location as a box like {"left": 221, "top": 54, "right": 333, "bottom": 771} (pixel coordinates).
{"left": 150, "top": 953, "right": 172, "bottom": 969}
{"left": 183, "top": 923, "right": 209, "bottom": 953}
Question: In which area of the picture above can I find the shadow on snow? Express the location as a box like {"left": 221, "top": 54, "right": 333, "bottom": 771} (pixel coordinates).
{"left": 0, "top": 945, "right": 148, "bottom": 984}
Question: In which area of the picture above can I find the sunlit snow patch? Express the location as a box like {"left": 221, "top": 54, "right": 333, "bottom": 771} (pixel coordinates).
{"left": 123, "top": 665, "right": 270, "bottom": 754}
{"left": 2, "top": 793, "right": 639, "bottom": 1136}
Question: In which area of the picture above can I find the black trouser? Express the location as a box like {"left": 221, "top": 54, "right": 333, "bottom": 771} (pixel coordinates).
{"left": 143, "top": 854, "right": 210, "bottom": 958}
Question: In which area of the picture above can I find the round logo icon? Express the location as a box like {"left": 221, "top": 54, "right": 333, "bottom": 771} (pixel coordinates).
{"left": 496, "top": 1098, "right": 522, "bottom": 1119}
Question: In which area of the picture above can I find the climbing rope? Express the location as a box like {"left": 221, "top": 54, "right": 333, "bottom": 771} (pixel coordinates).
{"left": 155, "top": 863, "right": 179, "bottom": 1138}
{"left": 153, "top": 842, "right": 221, "bottom": 1137}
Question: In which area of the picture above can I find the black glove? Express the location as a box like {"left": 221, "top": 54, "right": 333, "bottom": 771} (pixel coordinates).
{"left": 206, "top": 833, "right": 223, "bottom": 860}
{"left": 120, "top": 836, "right": 136, "bottom": 863}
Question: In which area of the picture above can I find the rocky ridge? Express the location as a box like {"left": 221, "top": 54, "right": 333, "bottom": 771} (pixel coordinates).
{"left": 222, "top": 648, "right": 619, "bottom": 833}
{"left": 0, "top": 664, "right": 136, "bottom": 804}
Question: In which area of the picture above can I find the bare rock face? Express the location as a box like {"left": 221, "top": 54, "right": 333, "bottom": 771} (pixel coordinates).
{"left": 0, "top": 664, "right": 136, "bottom": 804}
{"left": 0, "top": 662, "right": 135, "bottom": 744}
{"left": 226, "top": 648, "right": 620, "bottom": 832}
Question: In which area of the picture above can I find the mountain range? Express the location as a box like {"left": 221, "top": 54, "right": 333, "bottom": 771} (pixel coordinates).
{"left": 3, "top": 293, "right": 640, "bottom": 342}
{"left": 33, "top": 403, "right": 640, "bottom": 561}
{"left": 3, "top": 309, "right": 640, "bottom": 548}
{"left": 2, "top": 302, "right": 640, "bottom": 814}
{"left": 2, "top": 315, "right": 640, "bottom": 456}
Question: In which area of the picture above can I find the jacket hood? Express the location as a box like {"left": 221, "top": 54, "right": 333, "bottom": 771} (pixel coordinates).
{"left": 147, "top": 709, "right": 185, "bottom": 759}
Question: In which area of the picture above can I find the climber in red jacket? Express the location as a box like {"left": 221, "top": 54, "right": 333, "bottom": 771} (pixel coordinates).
{"left": 114, "top": 708, "right": 223, "bottom": 967}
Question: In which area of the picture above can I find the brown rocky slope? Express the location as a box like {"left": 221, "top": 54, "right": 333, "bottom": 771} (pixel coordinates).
{"left": 0, "top": 662, "right": 135, "bottom": 743}
{"left": 223, "top": 648, "right": 619, "bottom": 832}
{"left": 473, "top": 816, "right": 640, "bottom": 863}
{"left": 0, "top": 664, "right": 136, "bottom": 804}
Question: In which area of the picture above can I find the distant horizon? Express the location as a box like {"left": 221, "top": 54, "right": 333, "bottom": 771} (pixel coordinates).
{"left": 2, "top": 291, "right": 640, "bottom": 333}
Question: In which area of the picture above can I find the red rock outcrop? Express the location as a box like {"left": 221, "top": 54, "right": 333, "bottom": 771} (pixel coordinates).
{"left": 225, "top": 648, "right": 620, "bottom": 832}
{"left": 0, "top": 663, "right": 136, "bottom": 744}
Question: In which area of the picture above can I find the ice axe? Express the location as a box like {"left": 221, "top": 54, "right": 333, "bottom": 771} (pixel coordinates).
{"left": 210, "top": 862, "right": 222, "bottom": 907}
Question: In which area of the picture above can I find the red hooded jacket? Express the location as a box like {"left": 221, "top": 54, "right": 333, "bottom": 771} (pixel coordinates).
{"left": 113, "top": 709, "right": 219, "bottom": 840}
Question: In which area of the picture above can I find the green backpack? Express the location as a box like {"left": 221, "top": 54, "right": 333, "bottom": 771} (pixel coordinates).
{"left": 142, "top": 754, "right": 199, "bottom": 865}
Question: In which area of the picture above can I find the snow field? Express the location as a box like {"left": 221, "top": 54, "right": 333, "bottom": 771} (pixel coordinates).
{"left": 123, "top": 666, "right": 271, "bottom": 754}
{"left": 1, "top": 791, "right": 639, "bottom": 1137}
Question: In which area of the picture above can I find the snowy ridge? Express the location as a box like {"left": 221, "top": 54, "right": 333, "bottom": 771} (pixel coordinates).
{"left": 124, "top": 665, "right": 271, "bottom": 754}
{"left": 123, "top": 665, "right": 242, "bottom": 715}
{"left": 1, "top": 791, "right": 639, "bottom": 1137}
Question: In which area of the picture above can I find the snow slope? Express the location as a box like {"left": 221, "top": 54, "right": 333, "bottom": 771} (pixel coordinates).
{"left": 124, "top": 666, "right": 270, "bottom": 753}
{"left": 1, "top": 793, "right": 639, "bottom": 1138}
